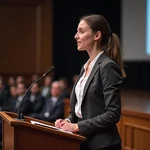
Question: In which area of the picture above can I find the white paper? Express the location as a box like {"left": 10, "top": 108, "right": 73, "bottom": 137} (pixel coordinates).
{"left": 30, "top": 120, "right": 73, "bottom": 134}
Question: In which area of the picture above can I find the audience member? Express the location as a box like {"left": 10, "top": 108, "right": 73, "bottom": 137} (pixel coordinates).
{"left": 8, "top": 77, "right": 16, "bottom": 87}
{"left": 0, "top": 79, "right": 10, "bottom": 111}
{"left": 16, "top": 76, "right": 24, "bottom": 84}
{"left": 59, "top": 77, "right": 70, "bottom": 99}
{"left": 6, "top": 85, "right": 17, "bottom": 112}
{"left": 41, "top": 76, "right": 52, "bottom": 98}
{"left": 31, "top": 74, "right": 39, "bottom": 82}
{"left": 32, "top": 81, "right": 64, "bottom": 123}
{"left": 12, "top": 82, "right": 31, "bottom": 115}
{"left": 28, "top": 83, "right": 45, "bottom": 116}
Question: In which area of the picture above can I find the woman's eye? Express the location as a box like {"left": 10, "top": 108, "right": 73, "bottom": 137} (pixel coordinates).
{"left": 80, "top": 30, "right": 84, "bottom": 33}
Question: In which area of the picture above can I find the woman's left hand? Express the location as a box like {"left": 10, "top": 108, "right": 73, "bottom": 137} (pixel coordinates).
{"left": 60, "top": 122, "right": 79, "bottom": 133}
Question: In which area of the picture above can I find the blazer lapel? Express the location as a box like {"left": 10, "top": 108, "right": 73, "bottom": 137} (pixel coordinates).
{"left": 82, "top": 52, "right": 107, "bottom": 100}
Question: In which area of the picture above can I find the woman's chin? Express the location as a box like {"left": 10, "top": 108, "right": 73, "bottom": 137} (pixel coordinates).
{"left": 77, "top": 47, "right": 85, "bottom": 51}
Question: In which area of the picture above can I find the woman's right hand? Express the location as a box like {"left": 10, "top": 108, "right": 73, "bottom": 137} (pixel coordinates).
{"left": 55, "top": 119, "right": 70, "bottom": 128}
{"left": 55, "top": 119, "right": 65, "bottom": 128}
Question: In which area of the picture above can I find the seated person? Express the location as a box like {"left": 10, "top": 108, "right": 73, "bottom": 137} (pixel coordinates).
{"left": 41, "top": 76, "right": 52, "bottom": 98}
{"left": 8, "top": 77, "right": 16, "bottom": 87}
{"left": 59, "top": 77, "right": 70, "bottom": 99}
{"left": 16, "top": 76, "right": 24, "bottom": 84}
{"left": 7, "top": 85, "right": 17, "bottom": 112}
{"left": 11, "top": 82, "right": 31, "bottom": 116}
{"left": 31, "top": 74, "right": 39, "bottom": 82}
{"left": 0, "top": 79, "right": 11, "bottom": 111}
{"left": 28, "top": 83, "right": 45, "bottom": 116}
{"left": 31, "top": 81, "right": 64, "bottom": 123}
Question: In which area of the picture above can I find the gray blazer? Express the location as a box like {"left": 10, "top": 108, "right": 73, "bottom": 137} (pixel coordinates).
{"left": 68, "top": 52, "right": 122, "bottom": 149}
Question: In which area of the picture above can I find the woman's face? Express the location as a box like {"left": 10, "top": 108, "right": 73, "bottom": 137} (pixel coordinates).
{"left": 74, "top": 20, "right": 96, "bottom": 51}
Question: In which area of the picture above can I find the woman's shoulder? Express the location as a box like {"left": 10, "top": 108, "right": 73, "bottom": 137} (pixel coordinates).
{"left": 99, "top": 52, "right": 118, "bottom": 66}
{"left": 99, "top": 54, "right": 121, "bottom": 74}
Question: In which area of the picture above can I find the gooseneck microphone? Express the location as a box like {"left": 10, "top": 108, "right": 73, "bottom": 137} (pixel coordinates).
{"left": 17, "top": 66, "right": 55, "bottom": 120}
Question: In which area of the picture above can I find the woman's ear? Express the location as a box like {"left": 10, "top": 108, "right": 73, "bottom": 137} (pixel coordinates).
{"left": 94, "top": 31, "right": 101, "bottom": 40}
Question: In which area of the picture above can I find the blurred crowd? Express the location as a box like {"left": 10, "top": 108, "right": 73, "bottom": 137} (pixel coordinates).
{"left": 0, "top": 73, "right": 79, "bottom": 145}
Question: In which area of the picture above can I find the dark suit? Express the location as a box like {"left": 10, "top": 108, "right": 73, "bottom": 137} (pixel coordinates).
{"left": 10, "top": 96, "right": 32, "bottom": 116}
{"left": 0, "top": 87, "right": 10, "bottom": 111}
{"left": 33, "top": 97, "right": 64, "bottom": 123}
{"left": 68, "top": 52, "right": 122, "bottom": 150}
{"left": 28, "top": 92, "right": 45, "bottom": 115}
{"left": 7, "top": 96, "right": 17, "bottom": 112}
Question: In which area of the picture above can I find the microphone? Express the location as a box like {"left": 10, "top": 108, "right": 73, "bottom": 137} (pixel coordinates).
{"left": 16, "top": 66, "right": 55, "bottom": 120}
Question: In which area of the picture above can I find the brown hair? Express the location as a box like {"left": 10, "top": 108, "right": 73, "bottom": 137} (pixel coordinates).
{"left": 80, "top": 14, "right": 126, "bottom": 78}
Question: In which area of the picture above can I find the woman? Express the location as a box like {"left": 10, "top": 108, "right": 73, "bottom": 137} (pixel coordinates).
{"left": 55, "top": 14, "right": 126, "bottom": 150}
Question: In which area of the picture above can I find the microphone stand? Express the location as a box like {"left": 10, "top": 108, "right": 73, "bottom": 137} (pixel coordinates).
{"left": 16, "top": 66, "right": 55, "bottom": 120}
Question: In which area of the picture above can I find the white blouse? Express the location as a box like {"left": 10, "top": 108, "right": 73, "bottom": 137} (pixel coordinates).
{"left": 75, "top": 51, "right": 104, "bottom": 118}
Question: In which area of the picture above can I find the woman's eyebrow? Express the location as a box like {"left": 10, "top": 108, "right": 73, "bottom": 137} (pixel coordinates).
{"left": 78, "top": 27, "right": 85, "bottom": 31}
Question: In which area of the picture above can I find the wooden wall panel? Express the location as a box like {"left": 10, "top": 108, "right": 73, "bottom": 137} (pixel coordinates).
{"left": 0, "top": 0, "right": 53, "bottom": 75}
{"left": 41, "top": 1, "right": 53, "bottom": 73}
{"left": 0, "top": 5, "right": 36, "bottom": 73}
{"left": 134, "top": 127, "right": 150, "bottom": 150}
{"left": 121, "top": 115, "right": 150, "bottom": 150}
{"left": 124, "top": 125, "right": 133, "bottom": 150}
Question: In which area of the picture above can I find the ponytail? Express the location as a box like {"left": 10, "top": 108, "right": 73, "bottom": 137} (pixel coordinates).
{"left": 106, "top": 33, "right": 126, "bottom": 78}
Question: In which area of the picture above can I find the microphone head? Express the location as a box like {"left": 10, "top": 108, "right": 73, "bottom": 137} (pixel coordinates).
{"left": 43, "top": 66, "right": 55, "bottom": 77}
{"left": 50, "top": 66, "right": 55, "bottom": 70}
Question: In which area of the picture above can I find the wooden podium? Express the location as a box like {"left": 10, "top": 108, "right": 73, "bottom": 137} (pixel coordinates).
{"left": 0, "top": 112, "right": 86, "bottom": 150}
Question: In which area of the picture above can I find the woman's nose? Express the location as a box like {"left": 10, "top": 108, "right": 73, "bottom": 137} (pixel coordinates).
{"left": 74, "top": 32, "right": 78, "bottom": 39}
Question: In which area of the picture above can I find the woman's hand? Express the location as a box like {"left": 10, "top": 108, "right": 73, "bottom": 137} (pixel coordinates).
{"left": 60, "top": 122, "right": 79, "bottom": 133}
{"left": 54, "top": 119, "right": 64, "bottom": 128}
{"left": 55, "top": 119, "right": 69, "bottom": 128}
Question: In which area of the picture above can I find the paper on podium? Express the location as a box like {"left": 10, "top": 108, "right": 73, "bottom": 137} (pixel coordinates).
{"left": 30, "top": 120, "right": 73, "bottom": 134}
